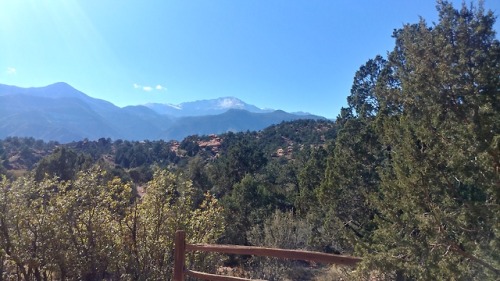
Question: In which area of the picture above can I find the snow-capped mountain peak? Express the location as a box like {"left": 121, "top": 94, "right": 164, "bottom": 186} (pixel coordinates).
{"left": 217, "top": 97, "right": 245, "bottom": 109}
{"left": 144, "top": 96, "right": 269, "bottom": 117}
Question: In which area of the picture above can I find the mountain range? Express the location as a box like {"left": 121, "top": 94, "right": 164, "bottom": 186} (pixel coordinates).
{"left": 144, "top": 97, "right": 270, "bottom": 117}
{"left": 0, "top": 82, "right": 324, "bottom": 143}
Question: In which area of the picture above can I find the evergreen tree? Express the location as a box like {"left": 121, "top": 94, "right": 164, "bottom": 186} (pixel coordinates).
{"left": 221, "top": 175, "right": 273, "bottom": 246}
{"left": 33, "top": 147, "right": 93, "bottom": 182}
{"left": 358, "top": 2, "right": 500, "bottom": 279}
{"left": 296, "top": 146, "right": 327, "bottom": 215}
{"left": 319, "top": 56, "right": 386, "bottom": 253}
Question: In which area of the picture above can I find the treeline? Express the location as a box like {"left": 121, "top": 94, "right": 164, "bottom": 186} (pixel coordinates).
{"left": 1, "top": 1, "right": 499, "bottom": 280}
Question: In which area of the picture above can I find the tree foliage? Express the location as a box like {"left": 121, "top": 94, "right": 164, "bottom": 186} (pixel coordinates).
{"left": 319, "top": 1, "right": 500, "bottom": 279}
{"left": 0, "top": 167, "right": 224, "bottom": 280}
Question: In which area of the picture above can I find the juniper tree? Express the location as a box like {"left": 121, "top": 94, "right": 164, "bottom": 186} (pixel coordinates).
{"left": 319, "top": 56, "right": 386, "bottom": 253}
{"left": 357, "top": 1, "right": 500, "bottom": 279}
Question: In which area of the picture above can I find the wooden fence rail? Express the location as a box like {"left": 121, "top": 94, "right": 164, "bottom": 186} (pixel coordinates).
{"left": 173, "top": 230, "right": 362, "bottom": 281}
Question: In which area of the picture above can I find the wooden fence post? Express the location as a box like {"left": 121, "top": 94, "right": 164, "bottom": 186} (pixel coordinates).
{"left": 173, "top": 230, "right": 186, "bottom": 281}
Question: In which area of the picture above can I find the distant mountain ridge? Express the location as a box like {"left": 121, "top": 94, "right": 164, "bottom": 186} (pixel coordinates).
{"left": 161, "top": 109, "right": 316, "bottom": 140}
{"left": 144, "top": 96, "right": 272, "bottom": 117}
{"left": 0, "top": 83, "right": 324, "bottom": 142}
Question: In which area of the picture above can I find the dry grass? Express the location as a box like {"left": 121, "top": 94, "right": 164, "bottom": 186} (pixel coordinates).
{"left": 312, "top": 265, "right": 353, "bottom": 281}
{"left": 7, "top": 169, "right": 28, "bottom": 178}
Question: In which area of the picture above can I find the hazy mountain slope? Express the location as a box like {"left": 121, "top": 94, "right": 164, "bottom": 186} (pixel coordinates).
{"left": 0, "top": 94, "right": 119, "bottom": 142}
{"left": 0, "top": 83, "right": 168, "bottom": 142}
{"left": 0, "top": 83, "right": 325, "bottom": 142}
{"left": 0, "top": 82, "right": 118, "bottom": 113}
{"left": 119, "top": 105, "right": 174, "bottom": 139}
{"left": 161, "top": 109, "right": 325, "bottom": 140}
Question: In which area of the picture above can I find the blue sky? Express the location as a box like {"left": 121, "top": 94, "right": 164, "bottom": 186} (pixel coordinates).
{"left": 1, "top": 1, "right": 499, "bottom": 119}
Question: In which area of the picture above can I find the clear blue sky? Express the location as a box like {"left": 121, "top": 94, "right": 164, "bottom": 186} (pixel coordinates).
{"left": 1, "top": 1, "right": 499, "bottom": 119}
